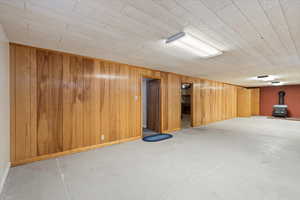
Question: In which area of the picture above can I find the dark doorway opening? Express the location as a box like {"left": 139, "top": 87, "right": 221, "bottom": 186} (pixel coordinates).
{"left": 181, "top": 83, "right": 192, "bottom": 128}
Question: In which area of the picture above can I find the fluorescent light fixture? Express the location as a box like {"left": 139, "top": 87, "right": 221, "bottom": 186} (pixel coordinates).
{"left": 270, "top": 81, "right": 285, "bottom": 86}
{"left": 165, "top": 32, "right": 222, "bottom": 58}
{"left": 255, "top": 75, "right": 276, "bottom": 81}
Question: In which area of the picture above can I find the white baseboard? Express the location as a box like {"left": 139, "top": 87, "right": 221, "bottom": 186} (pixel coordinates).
{"left": 0, "top": 162, "right": 10, "bottom": 195}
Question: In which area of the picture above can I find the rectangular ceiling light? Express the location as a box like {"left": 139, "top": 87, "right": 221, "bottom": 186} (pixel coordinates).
{"left": 271, "top": 81, "right": 284, "bottom": 86}
{"left": 257, "top": 75, "right": 275, "bottom": 81}
{"left": 165, "top": 32, "right": 222, "bottom": 58}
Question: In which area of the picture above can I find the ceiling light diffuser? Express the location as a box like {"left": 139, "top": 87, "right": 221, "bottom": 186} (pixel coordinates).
{"left": 270, "top": 81, "right": 284, "bottom": 86}
{"left": 256, "top": 75, "right": 275, "bottom": 81}
{"left": 165, "top": 32, "right": 222, "bottom": 58}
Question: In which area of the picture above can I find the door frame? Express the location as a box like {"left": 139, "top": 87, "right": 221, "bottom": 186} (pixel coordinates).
{"left": 140, "top": 75, "right": 163, "bottom": 134}
{"left": 181, "top": 82, "right": 194, "bottom": 128}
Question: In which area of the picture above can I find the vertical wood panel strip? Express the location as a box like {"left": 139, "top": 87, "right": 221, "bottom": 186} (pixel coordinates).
{"left": 30, "top": 48, "right": 37, "bottom": 157}
{"left": 36, "top": 50, "right": 48, "bottom": 155}
{"left": 15, "top": 45, "right": 31, "bottom": 161}
{"left": 63, "top": 55, "right": 84, "bottom": 150}
{"left": 62, "top": 54, "right": 71, "bottom": 151}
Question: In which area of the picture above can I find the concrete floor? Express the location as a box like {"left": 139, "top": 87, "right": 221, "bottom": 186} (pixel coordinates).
{"left": 1, "top": 117, "right": 300, "bottom": 200}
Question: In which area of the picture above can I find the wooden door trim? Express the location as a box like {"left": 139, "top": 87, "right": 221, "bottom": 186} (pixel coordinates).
{"left": 181, "top": 81, "right": 194, "bottom": 127}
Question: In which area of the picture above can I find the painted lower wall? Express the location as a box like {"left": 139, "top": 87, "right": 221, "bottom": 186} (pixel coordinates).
{"left": 260, "top": 85, "right": 300, "bottom": 117}
{"left": 0, "top": 24, "right": 10, "bottom": 194}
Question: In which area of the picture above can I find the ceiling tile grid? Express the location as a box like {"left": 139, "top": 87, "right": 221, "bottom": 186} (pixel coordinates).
{"left": 0, "top": 0, "right": 300, "bottom": 87}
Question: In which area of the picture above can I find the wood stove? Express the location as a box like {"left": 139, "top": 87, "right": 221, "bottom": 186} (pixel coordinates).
{"left": 272, "top": 91, "right": 288, "bottom": 117}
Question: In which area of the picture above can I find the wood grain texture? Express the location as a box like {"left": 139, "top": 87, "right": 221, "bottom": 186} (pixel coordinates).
{"left": 251, "top": 88, "right": 260, "bottom": 116}
{"left": 83, "top": 58, "right": 101, "bottom": 146}
{"left": 163, "top": 73, "right": 181, "bottom": 131}
{"left": 147, "top": 79, "right": 161, "bottom": 132}
{"left": 30, "top": 47, "right": 37, "bottom": 158}
{"left": 11, "top": 136, "right": 142, "bottom": 167}
{"left": 14, "top": 45, "right": 37, "bottom": 161}
{"left": 237, "top": 87, "right": 251, "bottom": 117}
{"left": 37, "top": 50, "right": 63, "bottom": 155}
{"left": 63, "top": 55, "right": 84, "bottom": 150}
{"left": 188, "top": 78, "right": 238, "bottom": 126}
{"left": 237, "top": 88, "right": 260, "bottom": 117}
{"left": 10, "top": 43, "right": 240, "bottom": 165}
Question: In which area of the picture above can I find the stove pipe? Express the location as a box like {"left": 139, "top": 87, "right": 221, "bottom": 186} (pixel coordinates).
{"left": 278, "top": 91, "right": 285, "bottom": 105}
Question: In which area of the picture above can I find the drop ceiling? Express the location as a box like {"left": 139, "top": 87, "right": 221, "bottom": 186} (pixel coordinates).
{"left": 1, "top": 0, "right": 300, "bottom": 87}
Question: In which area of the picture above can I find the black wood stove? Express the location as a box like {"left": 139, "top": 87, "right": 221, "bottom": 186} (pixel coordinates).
{"left": 272, "top": 91, "right": 288, "bottom": 117}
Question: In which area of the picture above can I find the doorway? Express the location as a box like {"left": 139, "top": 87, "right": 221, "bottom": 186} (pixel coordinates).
{"left": 181, "top": 83, "right": 192, "bottom": 128}
{"left": 142, "top": 78, "right": 161, "bottom": 136}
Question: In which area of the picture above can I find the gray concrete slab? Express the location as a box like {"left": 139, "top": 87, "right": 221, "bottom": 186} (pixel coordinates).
{"left": 1, "top": 117, "right": 300, "bottom": 200}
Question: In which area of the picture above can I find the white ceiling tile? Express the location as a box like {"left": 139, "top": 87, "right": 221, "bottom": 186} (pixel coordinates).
{"left": 0, "top": 0, "right": 25, "bottom": 9}
{"left": 27, "top": 0, "right": 77, "bottom": 13}
{"left": 199, "top": 0, "right": 232, "bottom": 12}
{"left": 122, "top": 4, "right": 177, "bottom": 36}
{"left": 0, "top": 0, "right": 300, "bottom": 86}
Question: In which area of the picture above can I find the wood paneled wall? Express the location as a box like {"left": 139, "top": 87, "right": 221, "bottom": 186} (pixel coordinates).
{"left": 251, "top": 88, "right": 260, "bottom": 116}
{"left": 181, "top": 76, "right": 238, "bottom": 126}
{"left": 237, "top": 88, "right": 252, "bottom": 117}
{"left": 237, "top": 88, "right": 260, "bottom": 117}
{"left": 10, "top": 43, "right": 240, "bottom": 165}
{"left": 163, "top": 73, "right": 181, "bottom": 132}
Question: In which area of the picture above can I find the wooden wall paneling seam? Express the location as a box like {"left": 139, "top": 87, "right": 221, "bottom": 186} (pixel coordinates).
{"left": 107, "top": 62, "right": 115, "bottom": 142}
{"left": 29, "top": 48, "right": 37, "bottom": 157}
{"left": 62, "top": 54, "right": 70, "bottom": 150}
{"left": 115, "top": 63, "right": 121, "bottom": 141}
{"left": 94, "top": 60, "right": 101, "bottom": 144}
{"left": 101, "top": 61, "right": 110, "bottom": 143}
{"left": 237, "top": 87, "right": 251, "bottom": 117}
{"left": 83, "top": 58, "right": 100, "bottom": 147}
{"left": 99, "top": 61, "right": 106, "bottom": 142}
{"left": 250, "top": 88, "right": 260, "bottom": 116}
{"left": 37, "top": 50, "right": 64, "bottom": 155}
{"left": 63, "top": 55, "right": 85, "bottom": 150}
{"left": 119, "top": 64, "right": 127, "bottom": 140}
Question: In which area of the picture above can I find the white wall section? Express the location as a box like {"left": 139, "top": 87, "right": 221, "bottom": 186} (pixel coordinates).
{"left": 0, "top": 23, "right": 10, "bottom": 195}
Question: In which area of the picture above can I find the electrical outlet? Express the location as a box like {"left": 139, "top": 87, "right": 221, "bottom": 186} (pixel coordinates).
{"left": 101, "top": 135, "right": 105, "bottom": 141}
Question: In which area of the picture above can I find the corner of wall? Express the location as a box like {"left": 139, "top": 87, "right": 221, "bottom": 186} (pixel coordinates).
{"left": 0, "top": 23, "right": 10, "bottom": 195}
